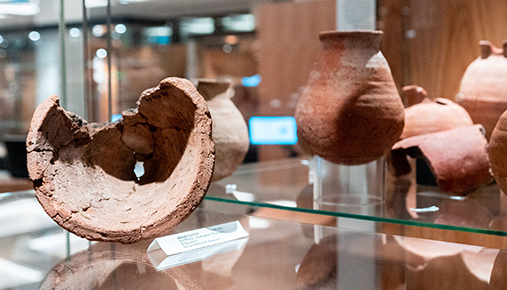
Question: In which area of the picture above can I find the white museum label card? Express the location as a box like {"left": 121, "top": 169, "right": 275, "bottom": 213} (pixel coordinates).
{"left": 147, "top": 221, "right": 249, "bottom": 256}
{"left": 148, "top": 237, "right": 248, "bottom": 271}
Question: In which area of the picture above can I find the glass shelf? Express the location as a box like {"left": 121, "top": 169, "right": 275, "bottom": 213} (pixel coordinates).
{"left": 3, "top": 190, "right": 507, "bottom": 289}
{"left": 0, "top": 192, "right": 507, "bottom": 290}
{"left": 205, "top": 157, "right": 507, "bottom": 238}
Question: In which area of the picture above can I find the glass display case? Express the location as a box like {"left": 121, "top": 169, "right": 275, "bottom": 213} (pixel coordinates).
{"left": 2, "top": 0, "right": 507, "bottom": 288}
{"left": 2, "top": 191, "right": 507, "bottom": 290}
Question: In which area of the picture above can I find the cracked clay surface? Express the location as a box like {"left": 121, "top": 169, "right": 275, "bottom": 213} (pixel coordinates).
{"left": 26, "top": 77, "right": 215, "bottom": 243}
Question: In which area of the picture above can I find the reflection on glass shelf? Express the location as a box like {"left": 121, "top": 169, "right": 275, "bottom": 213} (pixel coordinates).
{"left": 19, "top": 199, "right": 507, "bottom": 290}
{"left": 0, "top": 193, "right": 55, "bottom": 237}
{"left": 0, "top": 258, "right": 44, "bottom": 289}
{"left": 4, "top": 191, "right": 507, "bottom": 289}
{"left": 0, "top": 191, "right": 66, "bottom": 289}
{"left": 205, "top": 157, "right": 507, "bottom": 237}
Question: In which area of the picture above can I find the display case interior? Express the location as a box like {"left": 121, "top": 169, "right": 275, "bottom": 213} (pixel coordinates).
{"left": 2, "top": 0, "right": 507, "bottom": 255}
{"left": 3, "top": 191, "right": 507, "bottom": 290}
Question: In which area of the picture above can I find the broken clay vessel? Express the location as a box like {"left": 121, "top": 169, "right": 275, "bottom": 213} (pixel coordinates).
{"left": 457, "top": 41, "right": 507, "bottom": 140}
{"left": 391, "top": 125, "right": 493, "bottom": 195}
{"left": 401, "top": 85, "right": 473, "bottom": 139}
{"left": 197, "top": 80, "right": 249, "bottom": 182}
{"left": 295, "top": 30, "right": 405, "bottom": 165}
{"left": 489, "top": 109, "right": 507, "bottom": 196}
{"left": 26, "top": 77, "right": 215, "bottom": 243}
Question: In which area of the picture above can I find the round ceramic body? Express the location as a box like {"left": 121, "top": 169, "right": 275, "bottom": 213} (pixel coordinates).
{"left": 489, "top": 110, "right": 507, "bottom": 195}
{"left": 295, "top": 31, "right": 405, "bottom": 165}
{"left": 401, "top": 86, "right": 473, "bottom": 139}
{"left": 26, "top": 78, "right": 214, "bottom": 243}
{"left": 458, "top": 41, "right": 507, "bottom": 140}
{"left": 197, "top": 80, "right": 249, "bottom": 181}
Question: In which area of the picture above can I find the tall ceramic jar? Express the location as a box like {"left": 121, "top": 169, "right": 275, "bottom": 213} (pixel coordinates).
{"left": 457, "top": 41, "right": 507, "bottom": 140}
{"left": 197, "top": 80, "right": 249, "bottom": 181}
{"left": 295, "top": 31, "right": 405, "bottom": 165}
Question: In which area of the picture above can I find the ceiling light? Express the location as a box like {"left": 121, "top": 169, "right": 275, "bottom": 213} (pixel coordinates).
{"left": 69, "top": 28, "right": 81, "bottom": 38}
{"left": 85, "top": 0, "right": 107, "bottom": 8}
{"left": 28, "top": 31, "right": 41, "bottom": 42}
{"left": 0, "top": 3, "right": 40, "bottom": 16}
{"left": 114, "top": 24, "right": 127, "bottom": 34}
{"left": 224, "top": 35, "right": 238, "bottom": 45}
{"left": 222, "top": 43, "right": 232, "bottom": 53}
{"left": 92, "top": 25, "right": 105, "bottom": 37}
{"left": 180, "top": 18, "right": 215, "bottom": 36}
{"left": 222, "top": 14, "right": 256, "bottom": 32}
{"left": 96, "top": 48, "right": 107, "bottom": 59}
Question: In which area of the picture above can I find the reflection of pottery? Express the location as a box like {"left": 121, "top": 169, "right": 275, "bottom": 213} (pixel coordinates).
{"left": 394, "top": 235, "right": 494, "bottom": 290}
{"left": 457, "top": 41, "right": 507, "bottom": 140}
{"left": 386, "top": 176, "right": 417, "bottom": 220}
{"left": 298, "top": 233, "right": 412, "bottom": 290}
{"left": 39, "top": 241, "right": 202, "bottom": 290}
{"left": 297, "top": 234, "right": 338, "bottom": 289}
{"left": 393, "top": 235, "right": 476, "bottom": 262}
{"left": 405, "top": 249, "right": 490, "bottom": 290}
{"left": 461, "top": 249, "right": 499, "bottom": 284}
{"left": 295, "top": 31, "right": 405, "bottom": 165}
{"left": 197, "top": 80, "right": 249, "bottom": 182}
{"left": 490, "top": 249, "right": 507, "bottom": 289}
{"left": 26, "top": 78, "right": 214, "bottom": 243}
{"left": 432, "top": 200, "right": 493, "bottom": 229}
{"left": 401, "top": 85, "right": 473, "bottom": 139}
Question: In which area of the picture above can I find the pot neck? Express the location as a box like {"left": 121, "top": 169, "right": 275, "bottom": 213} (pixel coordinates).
{"left": 319, "top": 31, "right": 383, "bottom": 51}
{"left": 480, "top": 40, "right": 507, "bottom": 59}
{"left": 196, "top": 80, "right": 230, "bottom": 101}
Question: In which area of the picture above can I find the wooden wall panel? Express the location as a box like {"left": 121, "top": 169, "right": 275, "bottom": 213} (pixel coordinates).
{"left": 255, "top": 0, "right": 336, "bottom": 161}
{"left": 256, "top": 0, "right": 336, "bottom": 117}
{"left": 382, "top": 0, "right": 507, "bottom": 100}
{"left": 378, "top": 0, "right": 406, "bottom": 91}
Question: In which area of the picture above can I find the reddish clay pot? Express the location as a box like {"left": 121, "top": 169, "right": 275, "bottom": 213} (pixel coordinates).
{"left": 391, "top": 125, "right": 493, "bottom": 195}
{"left": 197, "top": 80, "right": 249, "bottom": 182}
{"left": 457, "top": 41, "right": 507, "bottom": 140}
{"left": 401, "top": 85, "right": 473, "bottom": 139}
{"left": 489, "top": 110, "right": 507, "bottom": 195}
{"left": 295, "top": 30, "right": 405, "bottom": 165}
{"left": 26, "top": 78, "right": 214, "bottom": 243}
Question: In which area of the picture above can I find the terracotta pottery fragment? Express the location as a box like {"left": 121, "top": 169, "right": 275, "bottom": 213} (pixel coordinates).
{"left": 488, "top": 109, "right": 507, "bottom": 196}
{"left": 196, "top": 80, "right": 249, "bottom": 182}
{"left": 26, "top": 77, "right": 214, "bottom": 243}
{"left": 457, "top": 41, "right": 507, "bottom": 140}
{"left": 401, "top": 85, "right": 473, "bottom": 139}
{"left": 391, "top": 125, "right": 493, "bottom": 195}
{"left": 295, "top": 30, "right": 405, "bottom": 165}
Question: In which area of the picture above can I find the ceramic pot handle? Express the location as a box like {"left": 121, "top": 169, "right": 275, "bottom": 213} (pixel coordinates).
{"left": 402, "top": 85, "right": 428, "bottom": 107}
{"left": 480, "top": 41, "right": 492, "bottom": 59}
